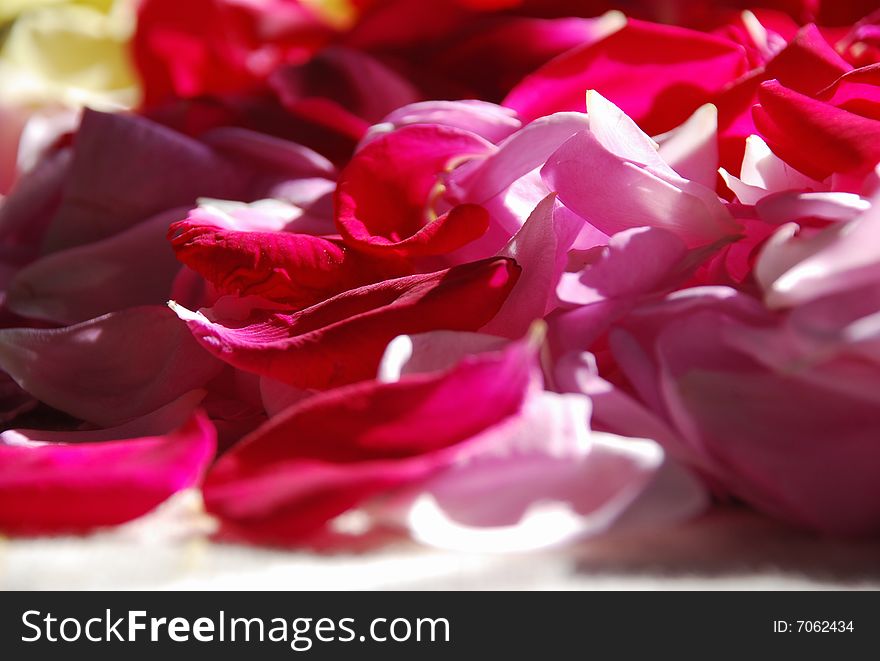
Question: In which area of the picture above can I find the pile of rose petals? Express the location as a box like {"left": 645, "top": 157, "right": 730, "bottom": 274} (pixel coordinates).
{"left": 1, "top": 0, "right": 879, "bottom": 552}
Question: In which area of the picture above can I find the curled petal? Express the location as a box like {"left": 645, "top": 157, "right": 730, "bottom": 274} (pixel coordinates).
{"left": 720, "top": 134, "right": 825, "bottom": 205}
{"left": 654, "top": 103, "right": 719, "bottom": 189}
{"left": 756, "top": 199, "right": 880, "bottom": 308}
{"left": 168, "top": 216, "right": 406, "bottom": 307}
{"left": 172, "top": 258, "right": 521, "bottom": 389}
{"left": 753, "top": 79, "right": 880, "bottom": 182}
{"left": 335, "top": 124, "right": 494, "bottom": 257}
{"left": 449, "top": 112, "right": 590, "bottom": 204}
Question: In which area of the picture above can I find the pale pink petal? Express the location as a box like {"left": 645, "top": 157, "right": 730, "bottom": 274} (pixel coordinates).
{"left": 448, "top": 112, "right": 591, "bottom": 212}
{"left": 363, "top": 100, "right": 521, "bottom": 146}
{"left": 542, "top": 93, "right": 737, "bottom": 246}
{"left": 482, "top": 193, "right": 582, "bottom": 337}
{"left": 755, "top": 191, "right": 870, "bottom": 225}
{"left": 756, "top": 197, "right": 880, "bottom": 307}
{"left": 377, "top": 331, "right": 507, "bottom": 383}
{"left": 654, "top": 104, "right": 719, "bottom": 189}
{"left": 557, "top": 226, "right": 688, "bottom": 306}
{"left": 384, "top": 390, "right": 706, "bottom": 552}
{"left": 739, "top": 134, "right": 825, "bottom": 192}
{"left": 259, "top": 377, "right": 314, "bottom": 418}
{"left": 188, "top": 196, "right": 336, "bottom": 237}
{"left": 445, "top": 112, "right": 591, "bottom": 258}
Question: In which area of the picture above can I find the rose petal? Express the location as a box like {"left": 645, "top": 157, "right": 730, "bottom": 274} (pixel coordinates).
{"left": 270, "top": 46, "right": 420, "bottom": 129}
{"left": 363, "top": 100, "right": 521, "bottom": 146}
{"left": 654, "top": 104, "right": 719, "bottom": 189}
{"left": 7, "top": 208, "right": 188, "bottom": 324}
{"left": 753, "top": 79, "right": 880, "bottom": 182}
{"left": 392, "top": 392, "right": 703, "bottom": 553}
{"left": 41, "top": 111, "right": 333, "bottom": 253}
{"left": 204, "top": 338, "right": 534, "bottom": 543}
{"left": 482, "top": 193, "right": 582, "bottom": 337}
{"left": 378, "top": 330, "right": 507, "bottom": 383}
{"left": 171, "top": 257, "right": 520, "bottom": 389}
{"left": 0, "top": 410, "right": 216, "bottom": 534}
{"left": 168, "top": 214, "right": 406, "bottom": 307}
{"left": 335, "top": 124, "right": 494, "bottom": 257}
{"left": 542, "top": 93, "right": 737, "bottom": 246}
{"left": 0, "top": 306, "right": 223, "bottom": 426}
{"left": 504, "top": 19, "right": 749, "bottom": 134}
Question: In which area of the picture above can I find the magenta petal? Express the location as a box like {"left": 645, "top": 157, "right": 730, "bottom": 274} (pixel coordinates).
{"left": 763, "top": 24, "right": 852, "bottom": 97}
{"left": 504, "top": 19, "right": 749, "bottom": 134}
{"left": 203, "top": 339, "right": 534, "bottom": 544}
{"left": 753, "top": 79, "right": 880, "bottom": 182}
{"left": 0, "top": 306, "right": 223, "bottom": 426}
{"left": 0, "top": 411, "right": 216, "bottom": 535}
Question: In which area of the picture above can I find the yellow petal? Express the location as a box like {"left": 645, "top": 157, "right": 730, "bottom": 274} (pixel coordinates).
{"left": 0, "top": 0, "right": 139, "bottom": 109}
